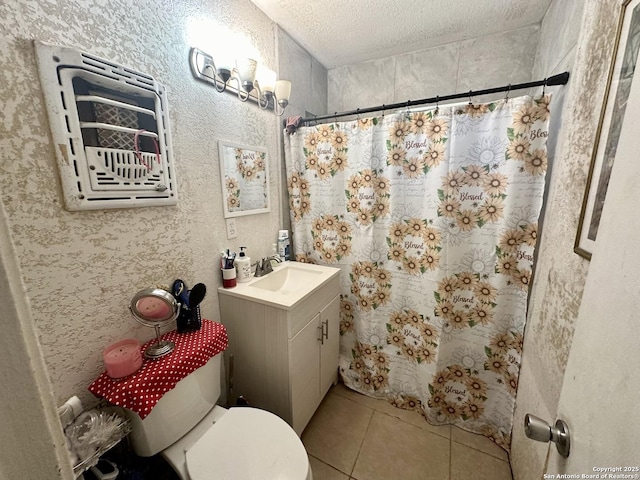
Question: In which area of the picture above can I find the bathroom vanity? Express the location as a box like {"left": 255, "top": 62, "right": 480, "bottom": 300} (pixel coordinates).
{"left": 217, "top": 262, "right": 341, "bottom": 435}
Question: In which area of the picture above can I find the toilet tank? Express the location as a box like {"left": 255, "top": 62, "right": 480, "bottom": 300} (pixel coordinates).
{"left": 125, "top": 353, "right": 222, "bottom": 456}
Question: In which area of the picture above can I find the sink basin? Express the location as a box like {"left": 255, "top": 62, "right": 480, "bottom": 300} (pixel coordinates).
{"left": 217, "top": 262, "right": 340, "bottom": 309}
{"left": 251, "top": 265, "right": 324, "bottom": 294}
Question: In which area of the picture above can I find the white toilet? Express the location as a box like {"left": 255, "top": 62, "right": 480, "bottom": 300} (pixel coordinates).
{"left": 124, "top": 353, "right": 313, "bottom": 480}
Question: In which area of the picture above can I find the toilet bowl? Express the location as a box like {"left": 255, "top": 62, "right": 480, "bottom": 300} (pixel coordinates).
{"left": 124, "top": 353, "right": 312, "bottom": 480}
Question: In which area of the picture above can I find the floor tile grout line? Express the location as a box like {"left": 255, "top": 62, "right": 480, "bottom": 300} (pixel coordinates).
{"left": 308, "top": 454, "right": 351, "bottom": 478}
{"left": 450, "top": 438, "right": 510, "bottom": 462}
{"left": 375, "top": 409, "right": 451, "bottom": 441}
{"left": 348, "top": 407, "right": 375, "bottom": 478}
{"left": 330, "top": 386, "right": 511, "bottom": 477}
{"left": 331, "top": 387, "right": 453, "bottom": 441}
{"left": 307, "top": 392, "right": 375, "bottom": 478}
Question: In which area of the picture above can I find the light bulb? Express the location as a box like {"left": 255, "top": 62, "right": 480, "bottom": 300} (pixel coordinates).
{"left": 236, "top": 58, "right": 257, "bottom": 91}
{"left": 257, "top": 66, "right": 276, "bottom": 93}
{"left": 274, "top": 80, "right": 291, "bottom": 101}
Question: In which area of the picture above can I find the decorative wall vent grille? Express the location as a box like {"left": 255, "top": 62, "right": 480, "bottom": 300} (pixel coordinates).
{"left": 35, "top": 41, "right": 178, "bottom": 210}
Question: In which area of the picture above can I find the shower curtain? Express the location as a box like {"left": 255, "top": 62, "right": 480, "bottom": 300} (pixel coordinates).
{"left": 283, "top": 95, "right": 550, "bottom": 450}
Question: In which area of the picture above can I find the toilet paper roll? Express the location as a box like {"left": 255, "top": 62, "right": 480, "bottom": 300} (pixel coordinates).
{"left": 66, "top": 396, "right": 83, "bottom": 419}
{"left": 58, "top": 395, "right": 84, "bottom": 428}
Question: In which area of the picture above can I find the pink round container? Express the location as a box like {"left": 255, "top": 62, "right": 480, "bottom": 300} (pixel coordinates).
{"left": 103, "top": 338, "right": 143, "bottom": 379}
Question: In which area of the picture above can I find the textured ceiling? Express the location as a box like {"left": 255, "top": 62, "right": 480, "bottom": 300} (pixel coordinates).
{"left": 249, "top": 0, "right": 554, "bottom": 68}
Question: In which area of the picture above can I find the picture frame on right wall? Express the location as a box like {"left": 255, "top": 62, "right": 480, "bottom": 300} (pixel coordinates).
{"left": 575, "top": 0, "right": 640, "bottom": 260}
{"left": 574, "top": 0, "right": 640, "bottom": 260}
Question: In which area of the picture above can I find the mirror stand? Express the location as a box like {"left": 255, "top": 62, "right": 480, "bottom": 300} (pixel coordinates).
{"left": 145, "top": 323, "right": 175, "bottom": 359}
{"left": 129, "top": 288, "right": 180, "bottom": 359}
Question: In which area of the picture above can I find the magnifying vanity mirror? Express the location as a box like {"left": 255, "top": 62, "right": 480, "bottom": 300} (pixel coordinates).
{"left": 219, "top": 140, "right": 270, "bottom": 218}
{"left": 129, "top": 288, "right": 180, "bottom": 359}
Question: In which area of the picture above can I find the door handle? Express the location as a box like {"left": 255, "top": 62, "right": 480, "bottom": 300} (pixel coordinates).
{"left": 322, "top": 319, "right": 329, "bottom": 340}
{"left": 524, "top": 414, "right": 570, "bottom": 458}
{"left": 317, "top": 325, "right": 324, "bottom": 344}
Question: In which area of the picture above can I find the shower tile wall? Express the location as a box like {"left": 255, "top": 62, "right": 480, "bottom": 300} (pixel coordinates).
{"left": 329, "top": 57, "right": 398, "bottom": 114}
{"left": 532, "top": 0, "right": 586, "bottom": 80}
{"left": 327, "top": 25, "right": 540, "bottom": 113}
{"left": 456, "top": 26, "right": 539, "bottom": 92}
{"left": 393, "top": 43, "right": 460, "bottom": 104}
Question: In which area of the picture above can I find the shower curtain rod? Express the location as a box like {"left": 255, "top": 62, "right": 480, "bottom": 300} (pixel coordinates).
{"left": 294, "top": 71, "right": 570, "bottom": 126}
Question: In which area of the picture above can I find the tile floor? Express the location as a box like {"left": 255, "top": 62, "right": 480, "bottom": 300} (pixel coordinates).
{"left": 302, "top": 383, "right": 513, "bottom": 480}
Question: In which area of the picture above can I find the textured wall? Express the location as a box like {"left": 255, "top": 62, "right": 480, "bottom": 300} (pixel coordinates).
{"left": 0, "top": 202, "right": 73, "bottom": 479}
{"left": 327, "top": 25, "right": 540, "bottom": 113}
{"left": 0, "top": 0, "right": 296, "bottom": 410}
{"left": 511, "top": 1, "right": 622, "bottom": 479}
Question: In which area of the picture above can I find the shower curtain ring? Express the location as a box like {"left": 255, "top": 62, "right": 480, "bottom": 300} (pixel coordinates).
{"left": 542, "top": 78, "right": 548, "bottom": 97}
{"left": 356, "top": 108, "right": 360, "bottom": 120}
{"left": 434, "top": 96, "right": 440, "bottom": 116}
{"left": 382, "top": 104, "right": 385, "bottom": 117}
{"left": 468, "top": 90, "right": 473, "bottom": 105}
{"left": 505, "top": 84, "right": 511, "bottom": 101}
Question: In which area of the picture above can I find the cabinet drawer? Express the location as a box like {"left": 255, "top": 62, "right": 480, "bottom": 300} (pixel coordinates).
{"left": 287, "top": 275, "right": 340, "bottom": 338}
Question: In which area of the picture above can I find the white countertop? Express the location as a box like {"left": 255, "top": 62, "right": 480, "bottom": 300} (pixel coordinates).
{"left": 217, "top": 261, "right": 341, "bottom": 310}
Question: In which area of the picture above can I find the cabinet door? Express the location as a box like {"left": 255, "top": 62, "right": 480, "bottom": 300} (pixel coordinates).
{"left": 319, "top": 295, "right": 340, "bottom": 396}
{"left": 289, "top": 313, "right": 321, "bottom": 435}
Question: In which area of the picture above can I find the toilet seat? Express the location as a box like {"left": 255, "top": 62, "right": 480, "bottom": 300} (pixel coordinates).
{"left": 185, "top": 407, "right": 310, "bottom": 480}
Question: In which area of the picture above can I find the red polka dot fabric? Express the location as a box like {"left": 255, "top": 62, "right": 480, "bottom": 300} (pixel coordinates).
{"left": 88, "top": 319, "right": 228, "bottom": 419}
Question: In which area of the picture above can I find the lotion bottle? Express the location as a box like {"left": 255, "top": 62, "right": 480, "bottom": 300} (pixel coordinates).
{"left": 236, "top": 247, "right": 252, "bottom": 282}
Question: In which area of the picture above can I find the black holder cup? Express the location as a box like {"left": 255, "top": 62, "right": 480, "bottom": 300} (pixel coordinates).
{"left": 176, "top": 303, "right": 201, "bottom": 333}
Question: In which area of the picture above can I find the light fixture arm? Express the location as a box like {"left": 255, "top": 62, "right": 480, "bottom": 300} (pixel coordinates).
{"left": 197, "top": 55, "right": 229, "bottom": 93}
{"left": 273, "top": 96, "right": 287, "bottom": 116}
{"left": 208, "top": 65, "right": 230, "bottom": 93}
{"left": 250, "top": 82, "right": 265, "bottom": 107}
{"left": 215, "top": 68, "right": 231, "bottom": 93}
{"left": 226, "top": 74, "right": 250, "bottom": 102}
{"left": 254, "top": 82, "right": 270, "bottom": 109}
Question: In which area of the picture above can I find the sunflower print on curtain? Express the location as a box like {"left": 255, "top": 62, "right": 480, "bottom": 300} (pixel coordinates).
{"left": 283, "top": 95, "right": 551, "bottom": 451}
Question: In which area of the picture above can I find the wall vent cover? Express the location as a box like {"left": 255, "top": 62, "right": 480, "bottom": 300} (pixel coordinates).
{"left": 35, "top": 41, "right": 178, "bottom": 210}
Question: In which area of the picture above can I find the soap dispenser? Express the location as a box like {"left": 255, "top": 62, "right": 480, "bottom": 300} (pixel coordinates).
{"left": 236, "top": 247, "right": 252, "bottom": 282}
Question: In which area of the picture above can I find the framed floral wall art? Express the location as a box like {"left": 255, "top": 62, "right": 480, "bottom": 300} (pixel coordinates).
{"left": 575, "top": 0, "right": 640, "bottom": 259}
{"left": 218, "top": 140, "right": 270, "bottom": 218}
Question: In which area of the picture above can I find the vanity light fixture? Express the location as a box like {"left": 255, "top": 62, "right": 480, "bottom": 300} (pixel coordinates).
{"left": 189, "top": 47, "right": 291, "bottom": 116}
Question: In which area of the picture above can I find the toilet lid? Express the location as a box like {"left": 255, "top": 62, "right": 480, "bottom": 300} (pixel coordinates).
{"left": 185, "top": 407, "right": 309, "bottom": 480}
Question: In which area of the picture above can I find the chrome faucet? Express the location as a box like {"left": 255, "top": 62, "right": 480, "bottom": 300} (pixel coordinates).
{"left": 254, "top": 259, "right": 266, "bottom": 277}
{"left": 254, "top": 255, "right": 282, "bottom": 277}
{"left": 266, "top": 254, "right": 282, "bottom": 265}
